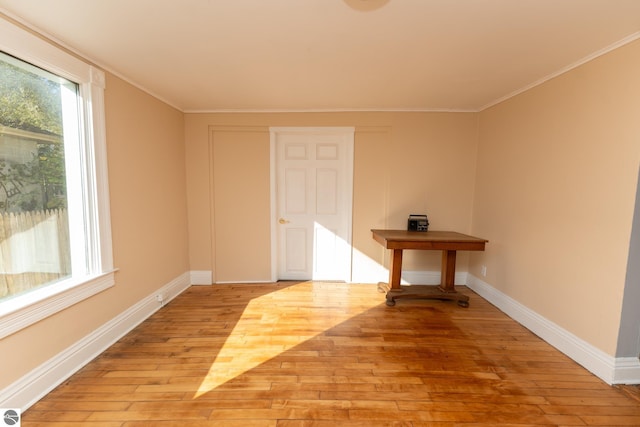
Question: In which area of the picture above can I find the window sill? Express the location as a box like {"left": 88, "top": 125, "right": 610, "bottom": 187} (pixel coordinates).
{"left": 0, "top": 270, "right": 117, "bottom": 340}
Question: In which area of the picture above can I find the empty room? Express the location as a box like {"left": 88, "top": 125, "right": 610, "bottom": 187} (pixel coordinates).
{"left": 1, "top": 0, "right": 640, "bottom": 425}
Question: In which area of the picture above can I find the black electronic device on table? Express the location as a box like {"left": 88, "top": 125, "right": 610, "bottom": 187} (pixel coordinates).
{"left": 407, "top": 214, "right": 429, "bottom": 232}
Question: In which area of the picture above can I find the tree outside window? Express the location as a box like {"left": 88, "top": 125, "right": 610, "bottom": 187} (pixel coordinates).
{"left": 0, "top": 17, "right": 114, "bottom": 339}
{"left": 0, "top": 51, "right": 72, "bottom": 299}
{"left": 0, "top": 52, "right": 68, "bottom": 213}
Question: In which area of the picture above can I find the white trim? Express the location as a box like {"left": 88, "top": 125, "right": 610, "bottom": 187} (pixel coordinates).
{"left": 0, "top": 271, "right": 115, "bottom": 340}
{"left": 349, "top": 265, "right": 469, "bottom": 286}
{"left": 190, "top": 270, "right": 213, "bottom": 285}
{"left": 0, "top": 272, "right": 191, "bottom": 411}
{"left": 344, "top": 130, "right": 355, "bottom": 282}
{"left": 269, "top": 126, "right": 356, "bottom": 134}
{"left": 269, "top": 134, "right": 278, "bottom": 282}
{"left": 0, "top": 17, "right": 114, "bottom": 336}
{"left": 269, "top": 127, "right": 355, "bottom": 282}
{"left": 0, "top": 17, "right": 89, "bottom": 82}
{"left": 3, "top": 9, "right": 638, "bottom": 115}
{"left": 213, "top": 280, "right": 274, "bottom": 285}
{"left": 185, "top": 107, "right": 477, "bottom": 114}
{"left": 2, "top": 272, "right": 637, "bottom": 411}
{"left": 88, "top": 65, "right": 114, "bottom": 273}
{"left": 480, "top": 31, "right": 640, "bottom": 111}
{"left": 400, "top": 270, "right": 468, "bottom": 286}
{"left": 613, "top": 357, "right": 640, "bottom": 385}
{"left": 350, "top": 260, "right": 387, "bottom": 284}
{"left": 466, "top": 274, "right": 640, "bottom": 385}
{"left": 0, "top": 9, "right": 183, "bottom": 112}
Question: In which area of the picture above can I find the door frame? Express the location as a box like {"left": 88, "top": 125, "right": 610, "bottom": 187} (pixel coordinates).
{"left": 269, "top": 127, "right": 355, "bottom": 282}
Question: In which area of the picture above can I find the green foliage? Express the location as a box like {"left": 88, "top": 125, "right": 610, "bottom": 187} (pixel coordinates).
{"left": 38, "top": 142, "right": 67, "bottom": 209}
{"left": 0, "top": 53, "right": 68, "bottom": 212}
{"left": 0, "top": 55, "right": 63, "bottom": 134}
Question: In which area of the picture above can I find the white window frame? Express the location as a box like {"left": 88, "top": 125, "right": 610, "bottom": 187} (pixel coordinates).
{"left": 0, "top": 18, "right": 115, "bottom": 339}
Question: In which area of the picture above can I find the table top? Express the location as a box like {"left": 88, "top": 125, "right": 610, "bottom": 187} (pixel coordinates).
{"left": 371, "top": 229, "right": 488, "bottom": 251}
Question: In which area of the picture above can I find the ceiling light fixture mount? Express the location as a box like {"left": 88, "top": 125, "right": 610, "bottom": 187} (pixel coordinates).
{"left": 343, "top": 0, "right": 390, "bottom": 12}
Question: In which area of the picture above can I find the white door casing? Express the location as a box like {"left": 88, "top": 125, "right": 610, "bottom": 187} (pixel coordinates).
{"left": 270, "top": 127, "right": 354, "bottom": 281}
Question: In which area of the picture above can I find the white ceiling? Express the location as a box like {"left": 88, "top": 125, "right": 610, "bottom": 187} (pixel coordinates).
{"left": 1, "top": 0, "right": 639, "bottom": 112}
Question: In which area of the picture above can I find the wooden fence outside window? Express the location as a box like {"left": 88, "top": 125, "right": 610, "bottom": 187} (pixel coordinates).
{"left": 0, "top": 208, "right": 71, "bottom": 299}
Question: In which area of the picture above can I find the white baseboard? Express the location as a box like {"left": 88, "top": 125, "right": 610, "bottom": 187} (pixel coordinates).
{"left": 350, "top": 268, "right": 468, "bottom": 286}
{"left": 466, "top": 274, "right": 640, "bottom": 385}
{"left": 190, "top": 270, "right": 212, "bottom": 285}
{"left": 400, "top": 270, "right": 467, "bottom": 286}
{"left": 5, "top": 270, "right": 637, "bottom": 412}
{"left": 613, "top": 357, "right": 640, "bottom": 384}
{"left": 213, "top": 280, "right": 274, "bottom": 284}
{"left": 350, "top": 261, "right": 387, "bottom": 284}
{"left": 0, "top": 271, "right": 192, "bottom": 410}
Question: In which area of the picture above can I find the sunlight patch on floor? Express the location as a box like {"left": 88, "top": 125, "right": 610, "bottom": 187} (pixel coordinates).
{"left": 193, "top": 281, "right": 381, "bottom": 398}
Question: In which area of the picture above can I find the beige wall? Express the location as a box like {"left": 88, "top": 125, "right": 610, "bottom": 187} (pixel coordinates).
{"left": 211, "top": 127, "right": 272, "bottom": 282}
{"left": 184, "top": 112, "right": 479, "bottom": 282}
{"left": 471, "top": 39, "right": 640, "bottom": 355}
{"left": 3, "top": 16, "right": 639, "bottom": 397}
{"left": 0, "top": 72, "right": 189, "bottom": 387}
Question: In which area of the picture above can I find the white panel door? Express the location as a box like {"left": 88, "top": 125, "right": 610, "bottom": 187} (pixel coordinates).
{"left": 273, "top": 128, "right": 354, "bottom": 281}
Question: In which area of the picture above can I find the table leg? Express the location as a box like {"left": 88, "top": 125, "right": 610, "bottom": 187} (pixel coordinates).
{"left": 385, "top": 248, "right": 469, "bottom": 308}
{"left": 439, "top": 250, "right": 457, "bottom": 293}
{"left": 389, "top": 249, "right": 403, "bottom": 291}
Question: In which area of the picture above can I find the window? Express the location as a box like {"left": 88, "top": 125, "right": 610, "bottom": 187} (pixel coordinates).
{"left": 0, "top": 18, "right": 114, "bottom": 338}
{"left": 1, "top": 51, "right": 75, "bottom": 295}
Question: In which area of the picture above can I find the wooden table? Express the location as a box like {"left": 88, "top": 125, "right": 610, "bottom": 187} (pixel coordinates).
{"left": 371, "top": 229, "right": 488, "bottom": 307}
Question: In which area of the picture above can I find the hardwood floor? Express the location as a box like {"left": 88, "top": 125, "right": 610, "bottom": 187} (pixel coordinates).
{"left": 23, "top": 282, "right": 640, "bottom": 426}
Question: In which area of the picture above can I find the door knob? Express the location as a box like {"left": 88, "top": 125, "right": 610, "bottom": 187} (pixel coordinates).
{"left": 278, "top": 218, "right": 290, "bottom": 224}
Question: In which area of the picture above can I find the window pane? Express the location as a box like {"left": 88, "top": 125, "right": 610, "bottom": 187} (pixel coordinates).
{"left": 0, "top": 51, "right": 76, "bottom": 300}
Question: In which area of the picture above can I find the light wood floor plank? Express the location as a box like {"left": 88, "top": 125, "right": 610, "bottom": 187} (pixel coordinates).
{"left": 22, "top": 282, "right": 640, "bottom": 426}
